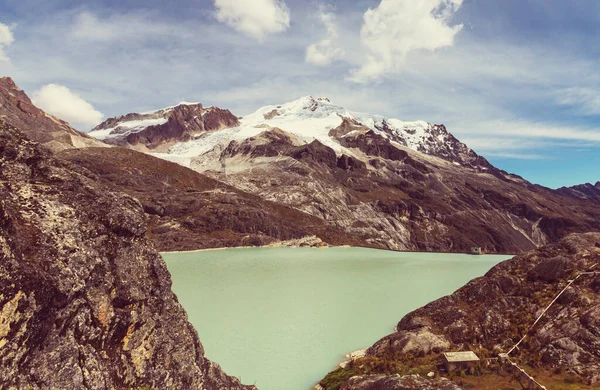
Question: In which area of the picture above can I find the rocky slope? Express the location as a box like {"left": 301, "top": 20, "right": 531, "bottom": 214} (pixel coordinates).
{"left": 195, "top": 128, "right": 600, "bottom": 253}
{"left": 340, "top": 375, "right": 461, "bottom": 390}
{"left": 320, "top": 233, "right": 600, "bottom": 389}
{"left": 558, "top": 182, "right": 600, "bottom": 201}
{"left": 90, "top": 96, "right": 600, "bottom": 254}
{"left": 0, "top": 121, "right": 255, "bottom": 389}
{"left": 59, "top": 146, "right": 364, "bottom": 252}
{"left": 89, "top": 102, "right": 239, "bottom": 151}
{"left": 0, "top": 77, "right": 105, "bottom": 152}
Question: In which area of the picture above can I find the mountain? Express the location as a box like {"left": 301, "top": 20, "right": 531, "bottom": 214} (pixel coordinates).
{"left": 0, "top": 121, "right": 254, "bottom": 389}
{"left": 0, "top": 77, "right": 106, "bottom": 152}
{"left": 90, "top": 96, "right": 600, "bottom": 253}
{"left": 94, "top": 96, "right": 493, "bottom": 170}
{"left": 319, "top": 233, "right": 600, "bottom": 389}
{"left": 59, "top": 146, "right": 365, "bottom": 252}
{"left": 89, "top": 102, "right": 239, "bottom": 151}
{"left": 557, "top": 182, "right": 600, "bottom": 200}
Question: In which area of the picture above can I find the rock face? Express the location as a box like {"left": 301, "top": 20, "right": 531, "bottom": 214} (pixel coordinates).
{"left": 328, "top": 233, "right": 600, "bottom": 388}
{"left": 89, "top": 102, "right": 239, "bottom": 151}
{"left": 0, "top": 77, "right": 105, "bottom": 152}
{"left": 0, "top": 121, "right": 254, "bottom": 389}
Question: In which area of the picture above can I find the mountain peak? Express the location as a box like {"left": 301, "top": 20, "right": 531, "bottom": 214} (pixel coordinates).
{"left": 0, "top": 76, "right": 105, "bottom": 151}
{"left": 139, "top": 101, "right": 203, "bottom": 115}
{"left": 89, "top": 101, "right": 239, "bottom": 149}
{"left": 0, "top": 76, "right": 20, "bottom": 90}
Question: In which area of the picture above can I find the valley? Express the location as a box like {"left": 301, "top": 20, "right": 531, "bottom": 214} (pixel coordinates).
{"left": 2, "top": 1, "right": 599, "bottom": 389}
{"left": 0, "top": 76, "right": 598, "bottom": 389}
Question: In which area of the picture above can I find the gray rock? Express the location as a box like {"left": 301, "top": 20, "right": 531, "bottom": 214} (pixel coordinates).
{"left": 341, "top": 374, "right": 462, "bottom": 390}
{"left": 0, "top": 122, "right": 255, "bottom": 389}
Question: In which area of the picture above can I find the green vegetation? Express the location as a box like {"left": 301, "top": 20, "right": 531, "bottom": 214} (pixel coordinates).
{"left": 319, "top": 354, "right": 438, "bottom": 390}
{"left": 319, "top": 367, "right": 358, "bottom": 390}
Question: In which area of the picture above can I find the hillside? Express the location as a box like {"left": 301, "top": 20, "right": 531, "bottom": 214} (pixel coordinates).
{"left": 319, "top": 233, "right": 600, "bottom": 389}
{"left": 0, "top": 121, "right": 254, "bottom": 389}
{"left": 0, "top": 77, "right": 105, "bottom": 152}
{"left": 59, "top": 146, "right": 365, "bottom": 251}
{"left": 90, "top": 97, "right": 600, "bottom": 253}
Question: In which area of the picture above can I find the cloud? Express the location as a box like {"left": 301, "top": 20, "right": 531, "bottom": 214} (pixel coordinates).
{"left": 72, "top": 12, "right": 119, "bottom": 41}
{"left": 484, "top": 152, "right": 548, "bottom": 160}
{"left": 455, "top": 118, "right": 600, "bottom": 161}
{"left": 459, "top": 119, "right": 600, "bottom": 143}
{"left": 71, "top": 11, "right": 193, "bottom": 43}
{"left": 214, "top": 0, "right": 290, "bottom": 41}
{"left": 305, "top": 5, "right": 345, "bottom": 66}
{"left": 556, "top": 87, "right": 600, "bottom": 116}
{"left": 348, "top": 0, "right": 464, "bottom": 83}
{"left": 0, "top": 22, "right": 14, "bottom": 61}
{"left": 32, "top": 84, "right": 104, "bottom": 129}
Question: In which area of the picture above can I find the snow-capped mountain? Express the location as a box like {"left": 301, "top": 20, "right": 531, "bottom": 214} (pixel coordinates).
{"left": 89, "top": 102, "right": 239, "bottom": 151}
{"left": 90, "top": 95, "right": 491, "bottom": 170}
{"left": 5, "top": 75, "right": 600, "bottom": 256}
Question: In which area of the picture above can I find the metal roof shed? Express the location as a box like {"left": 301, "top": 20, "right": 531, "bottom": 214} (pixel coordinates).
{"left": 443, "top": 351, "right": 480, "bottom": 373}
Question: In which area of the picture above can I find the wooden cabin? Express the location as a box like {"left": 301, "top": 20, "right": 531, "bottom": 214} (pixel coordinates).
{"left": 443, "top": 351, "right": 480, "bottom": 373}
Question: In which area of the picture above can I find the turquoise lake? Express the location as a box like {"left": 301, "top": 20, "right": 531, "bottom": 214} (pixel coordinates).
{"left": 162, "top": 247, "right": 512, "bottom": 390}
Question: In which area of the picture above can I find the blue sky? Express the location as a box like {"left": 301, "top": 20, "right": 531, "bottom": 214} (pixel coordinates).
{"left": 0, "top": 0, "right": 599, "bottom": 188}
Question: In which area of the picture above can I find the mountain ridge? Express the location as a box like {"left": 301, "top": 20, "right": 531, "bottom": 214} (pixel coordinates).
{"left": 89, "top": 101, "right": 239, "bottom": 151}
{"left": 84, "top": 94, "right": 600, "bottom": 254}
{"left": 90, "top": 95, "right": 495, "bottom": 172}
{"left": 0, "top": 77, "right": 106, "bottom": 152}
{"left": 557, "top": 181, "right": 600, "bottom": 200}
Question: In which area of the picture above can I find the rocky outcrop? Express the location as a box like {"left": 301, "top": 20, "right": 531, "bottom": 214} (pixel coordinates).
{"left": 0, "top": 121, "right": 254, "bottom": 389}
{"left": 325, "top": 233, "right": 600, "bottom": 388}
{"left": 90, "top": 103, "right": 239, "bottom": 150}
{"left": 0, "top": 77, "right": 105, "bottom": 151}
{"left": 341, "top": 374, "right": 461, "bottom": 390}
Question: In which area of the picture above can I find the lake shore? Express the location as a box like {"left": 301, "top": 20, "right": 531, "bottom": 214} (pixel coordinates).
{"left": 163, "top": 248, "right": 512, "bottom": 390}
{"left": 161, "top": 235, "right": 349, "bottom": 254}
{"left": 161, "top": 243, "right": 514, "bottom": 256}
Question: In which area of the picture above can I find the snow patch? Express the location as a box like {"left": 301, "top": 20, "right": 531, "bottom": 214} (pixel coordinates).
{"left": 139, "top": 101, "right": 201, "bottom": 115}
{"left": 89, "top": 117, "right": 168, "bottom": 140}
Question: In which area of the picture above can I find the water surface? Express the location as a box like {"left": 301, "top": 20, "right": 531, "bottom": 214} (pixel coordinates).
{"left": 163, "top": 247, "right": 512, "bottom": 390}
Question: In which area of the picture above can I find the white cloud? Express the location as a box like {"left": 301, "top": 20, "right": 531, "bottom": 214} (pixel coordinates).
{"left": 556, "top": 87, "right": 600, "bottom": 116}
{"left": 32, "top": 84, "right": 104, "bottom": 129}
{"left": 214, "top": 0, "right": 290, "bottom": 41}
{"left": 484, "top": 152, "right": 548, "bottom": 160}
{"left": 71, "top": 11, "right": 193, "bottom": 42}
{"left": 72, "top": 12, "right": 118, "bottom": 41}
{"left": 455, "top": 118, "right": 600, "bottom": 160}
{"left": 305, "top": 5, "right": 345, "bottom": 66}
{"left": 459, "top": 119, "right": 600, "bottom": 143}
{"left": 0, "top": 22, "right": 14, "bottom": 62}
{"left": 349, "top": 0, "right": 464, "bottom": 83}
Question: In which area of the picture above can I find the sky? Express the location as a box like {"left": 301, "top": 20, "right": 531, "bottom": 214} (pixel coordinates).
{"left": 0, "top": 0, "right": 599, "bottom": 188}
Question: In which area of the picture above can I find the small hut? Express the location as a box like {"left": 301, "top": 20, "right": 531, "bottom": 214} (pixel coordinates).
{"left": 443, "top": 351, "right": 480, "bottom": 373}
{"left": 470, "top": 247, "right": 483, "bottom": 255}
